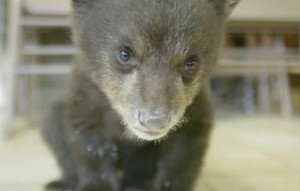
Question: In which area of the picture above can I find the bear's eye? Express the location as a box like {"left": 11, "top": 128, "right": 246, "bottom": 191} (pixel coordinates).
{"left": 184, "top": 58, "right": 199, "bottom": 74}
{"left": 117, "top": 49, "right": 132, "bottom": 65}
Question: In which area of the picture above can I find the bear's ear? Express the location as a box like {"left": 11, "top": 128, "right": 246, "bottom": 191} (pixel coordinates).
{"left": 224, "top": 0, "right": 240, "bottom": 16}
{"left": 211, "top": 0, "right": 241, "bottom": 17}
{"left": 71, "top": 0, "right": 98, "bottom": 13}
{"left": 71, "top": 0, "right": 97, "bottom": 4}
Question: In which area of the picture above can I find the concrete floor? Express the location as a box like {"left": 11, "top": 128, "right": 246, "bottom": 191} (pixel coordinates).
{"left": 0, "top": 115, "right": 299, "bottom": 191}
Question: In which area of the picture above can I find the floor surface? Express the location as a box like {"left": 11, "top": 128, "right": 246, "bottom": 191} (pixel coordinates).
{"left": 0, "top": 115, "right": 299, "bottom": 191}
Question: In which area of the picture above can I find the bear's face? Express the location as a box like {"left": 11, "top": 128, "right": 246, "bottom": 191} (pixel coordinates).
{"left": 72, "top": 0, "right": 239, "bottom": 141}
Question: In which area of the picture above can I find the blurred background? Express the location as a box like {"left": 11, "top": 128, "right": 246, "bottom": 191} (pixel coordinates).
{"left": 0, "top": 0, "right": 299, "bottom": 191}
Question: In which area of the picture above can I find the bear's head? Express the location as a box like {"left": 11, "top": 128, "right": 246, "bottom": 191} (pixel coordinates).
{"left": 71, "top": 0, "right": 240, "bottom": 140}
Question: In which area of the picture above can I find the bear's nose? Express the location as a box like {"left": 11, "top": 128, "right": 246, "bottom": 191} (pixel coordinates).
{"left": 138, "top": 109, "right": 169, "bottom": 130}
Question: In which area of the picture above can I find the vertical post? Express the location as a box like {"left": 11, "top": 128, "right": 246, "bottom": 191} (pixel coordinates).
{"left": 258, "top": 30, "right": 272, "bottom": 114}
{"left": 243, "top": 31, "right": 256, "bottom": 114}
{"left": 0, "top": 0, "right": 5, "bottom": 109}
{"left": 273, "top": 33, "right": 292, "bottom": 117}
{"left": 1, "top": 0, "right": 22, "bottom": 137}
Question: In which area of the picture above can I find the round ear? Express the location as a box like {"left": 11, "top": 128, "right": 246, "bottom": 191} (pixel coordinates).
{"left": 71, "top": 0, "right": 98, "bottom": 12}
{"left": 71, "top": 0, "right": 97, "bottom": 4}
{"left": 211, "top": 0, "right": 241, "bottom": 17}
{"left": 224, "top": 0, "right": 240, "bottom": 16}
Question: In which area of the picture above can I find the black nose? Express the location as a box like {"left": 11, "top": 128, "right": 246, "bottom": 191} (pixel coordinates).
{"left": 138, "top": 109, "right": 169, "bottom": 130}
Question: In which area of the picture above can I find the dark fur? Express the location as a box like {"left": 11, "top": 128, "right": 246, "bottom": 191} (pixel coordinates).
{"left": 42, "top": 1, "right": 239, "bottom": 191}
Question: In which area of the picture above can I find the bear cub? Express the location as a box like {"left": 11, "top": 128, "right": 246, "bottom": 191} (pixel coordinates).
{"left": 43, "top": 0, "right": 240, "bottom": 191}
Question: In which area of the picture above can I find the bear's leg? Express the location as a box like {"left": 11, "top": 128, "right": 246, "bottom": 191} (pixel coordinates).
{"left": 42, "top": 102, "right": 78, "bottom": 191}
{"left": 65, "top": 126, "right": 120, "bottom": 191}
{"left": 121, "top": 142, "right": 160, "bottom": 191}
{"left": 150, "top": 91, "right": 213, "bottom": 191}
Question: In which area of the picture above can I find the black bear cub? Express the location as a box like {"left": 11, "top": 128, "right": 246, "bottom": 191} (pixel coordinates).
{"left": 43, "top": 0, "right": 240, "bottom": 191}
